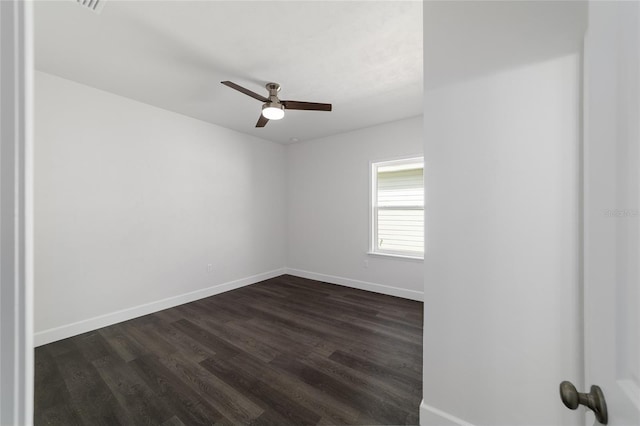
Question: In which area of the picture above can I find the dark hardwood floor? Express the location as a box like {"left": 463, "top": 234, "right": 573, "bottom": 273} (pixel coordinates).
{"left": 35, "top": 275, "right": 423, "bottom": 425}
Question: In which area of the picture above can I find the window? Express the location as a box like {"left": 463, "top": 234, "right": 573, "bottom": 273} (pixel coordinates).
{"left": 371, "top": 157, "right": 424, "bottom": 258}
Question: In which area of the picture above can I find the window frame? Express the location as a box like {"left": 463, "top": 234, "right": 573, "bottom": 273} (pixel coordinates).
{"left": 369, "top": 156, "right": 424, "bottom": 260}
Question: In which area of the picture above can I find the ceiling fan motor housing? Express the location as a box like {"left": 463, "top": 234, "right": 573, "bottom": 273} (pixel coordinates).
{"left": 266, "top": 83, "right": 282, "bottom": 105}
{"left": 266, "top": 82, "right": 281, "bottom": 96}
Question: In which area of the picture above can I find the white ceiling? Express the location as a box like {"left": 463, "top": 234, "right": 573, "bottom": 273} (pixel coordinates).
{"left": 34, "top": 0, "right": 423, "bottom": 144}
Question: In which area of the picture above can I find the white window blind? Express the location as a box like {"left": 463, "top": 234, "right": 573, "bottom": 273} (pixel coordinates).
{"left": 372, "top": 158, "right": 424, "bottom": 257}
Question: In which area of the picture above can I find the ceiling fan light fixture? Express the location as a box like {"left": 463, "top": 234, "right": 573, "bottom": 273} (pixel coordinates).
{"left": 262, "top": 103, "right": 285, "bottom": 120}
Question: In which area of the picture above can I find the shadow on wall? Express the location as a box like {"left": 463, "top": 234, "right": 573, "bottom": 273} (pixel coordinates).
{"left": 423, "top": 0, "right": 587, "bottom": 91}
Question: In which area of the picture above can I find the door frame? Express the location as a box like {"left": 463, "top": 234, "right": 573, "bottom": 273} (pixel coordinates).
{"left": 583, "top": 1, "right": 640, "bottom": 425}
{"left": 0, "top": 0, "right": 34, "bottom": 424}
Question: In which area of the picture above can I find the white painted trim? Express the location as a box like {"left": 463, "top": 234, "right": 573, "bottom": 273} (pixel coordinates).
{"left": 0, "top": 1, "right": 34, "bottom": 425}
{"left": 366, "top": 251, "right": 424, "bottom": 261}
{"left": 285, "top": 268, "right": 423, "bottom": 301}
{"left": 420, "top": 400, "right": 476, "bottom": 426}
{"left": 34, "top": 268, "right": 286, "bottom": 347}
{"left": 23, "top": 1, "right": 35, "bottom": 422}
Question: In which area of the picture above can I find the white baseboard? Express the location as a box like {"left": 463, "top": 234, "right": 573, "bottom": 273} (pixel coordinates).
{"left": 33, "top": 268, "right": 286, "bottom": 347}
{"left": 285, "top": 268, "right": 423, "bottom": 301}
{"left": 420, "top": 400, "right": 475, "bottom": 426}
{"left": 35, "top": 267, "right": 422, "bottom": 346}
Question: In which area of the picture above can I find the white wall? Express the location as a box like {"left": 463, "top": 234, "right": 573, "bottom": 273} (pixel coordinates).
{"left": 286, "top": 117, "right": 423, "bottom": 300}
{"left": 422, "top": 54, "right": 582, "bottom": 426}
{"left": 34, "top": 71, "right": 286, "bottom": 345}
{"left": 421, "top": 2, "right": 587, "bottom": 423}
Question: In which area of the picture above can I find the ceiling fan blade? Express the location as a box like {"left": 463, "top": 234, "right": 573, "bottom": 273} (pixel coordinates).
{"left": 282, "top": 100, "right": 332, "bottom": 111}
{"left": 221, "top": 81, "right": 268, "bottom": 102}
{"left": 256, "top": 114, "right": 269, "bottom": 128}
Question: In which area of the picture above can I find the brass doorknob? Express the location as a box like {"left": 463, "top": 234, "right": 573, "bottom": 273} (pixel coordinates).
{"left": 560, "top": 380, "right": 608, "bottom": 424}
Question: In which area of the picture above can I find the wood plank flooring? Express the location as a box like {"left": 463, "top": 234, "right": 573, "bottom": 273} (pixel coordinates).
{"left": 34, "top": 275, "right": 423, "bottom": 425}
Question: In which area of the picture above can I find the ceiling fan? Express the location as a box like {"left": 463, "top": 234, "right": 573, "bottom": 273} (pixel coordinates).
{"left": 221, "top": 81, "right": 332, "bottom": 128}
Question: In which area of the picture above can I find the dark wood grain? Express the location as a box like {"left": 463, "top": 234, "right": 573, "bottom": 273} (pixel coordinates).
{"left": 129, "top": 355, "right": 226, "bottom": 425}
{"left": 200, "top": 356, "right": 322, "bottom": 425}
{"left": 35, "top": 274, "right": 423, "bottom": 425}
{"left": 53, "top": 349, "right": 129, "bottom": 425}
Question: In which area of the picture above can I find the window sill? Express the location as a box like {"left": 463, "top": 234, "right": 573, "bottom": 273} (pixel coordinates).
{"left": 367, "top": 251, "right": 424, "bottom": 261}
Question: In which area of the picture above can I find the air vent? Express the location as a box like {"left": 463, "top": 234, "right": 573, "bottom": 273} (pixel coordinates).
{"left": 75, "top": 0, "right": 106, "bottom": 14}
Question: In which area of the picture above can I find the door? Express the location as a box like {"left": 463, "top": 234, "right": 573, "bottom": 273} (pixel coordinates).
{"left": 582, "top": 1, "right": 640, "bottom": 425}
